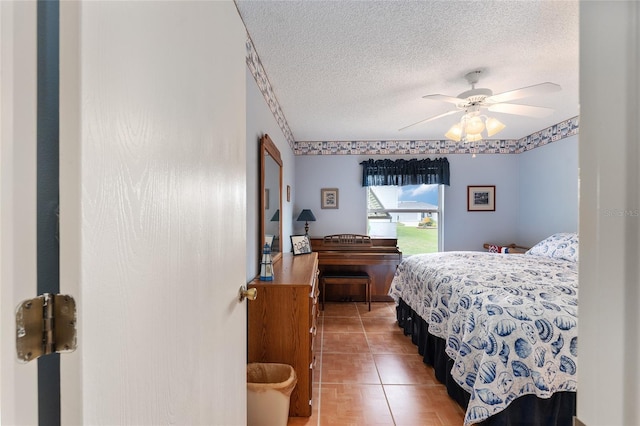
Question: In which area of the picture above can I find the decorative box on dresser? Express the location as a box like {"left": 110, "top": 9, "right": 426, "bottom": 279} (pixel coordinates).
{"left": 247, "top": 252, "right": 319, "bottom": 417}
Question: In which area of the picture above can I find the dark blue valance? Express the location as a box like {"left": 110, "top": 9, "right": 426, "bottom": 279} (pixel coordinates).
{"left": 360, "top": 158, "right": 450, "bottom": 187}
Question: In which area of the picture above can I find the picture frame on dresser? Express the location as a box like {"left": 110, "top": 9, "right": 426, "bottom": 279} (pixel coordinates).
{"left": 291, "top": 235, "right": 312, "bottom": 255}
{"left": 467, "top": 185, "right": 496, "bottom": 211}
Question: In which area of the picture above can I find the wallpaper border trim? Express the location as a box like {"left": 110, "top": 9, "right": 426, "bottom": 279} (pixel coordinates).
{"left": 246, "top": 36, "right": 296, "bottom": 149}
{"left": 246, "top": 36, "right": 579, "bottom": 156}
{"left": 294, "top": 116, "right": 579, "bottom": 155}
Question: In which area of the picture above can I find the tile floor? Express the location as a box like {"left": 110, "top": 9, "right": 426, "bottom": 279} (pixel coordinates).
{"left": 288, "top": 301, "right": 465, "bottom": 426}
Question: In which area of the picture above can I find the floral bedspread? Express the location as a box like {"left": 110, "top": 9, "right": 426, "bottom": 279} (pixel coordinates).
{"left": 389, "top": 252, "right": 578, "bottom": 425}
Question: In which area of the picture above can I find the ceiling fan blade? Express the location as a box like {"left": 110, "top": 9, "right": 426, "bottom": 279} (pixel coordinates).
{"left": 422, "top": 94, "right": 464, "bottom": 105}
{"left": 398, "top": 110, "right": 460, "bottom": 131}
{"left": 486, "top": 82, "right": 561, "bottom": 104}
{"left": 488, "top": 103, "right": 555, "bottom": 118}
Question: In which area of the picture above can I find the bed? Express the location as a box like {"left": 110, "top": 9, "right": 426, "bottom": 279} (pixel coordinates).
{"left": 389, "top": 233, "right": 579, "bottom": 425}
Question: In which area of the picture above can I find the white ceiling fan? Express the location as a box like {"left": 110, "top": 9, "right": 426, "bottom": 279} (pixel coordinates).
{"left": 400, "top": 70, "right": 561, "bottom": 141}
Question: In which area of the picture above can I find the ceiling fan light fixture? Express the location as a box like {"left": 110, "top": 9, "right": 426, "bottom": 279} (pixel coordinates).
{"left": 465, "top": 133, "right": 483, "bottom": 142}
{"left": 485, "top": 117, "right": 506, "bottom": 137}
{"left": 444, "top": 113, "right": 506, "bottom": 142}
{"left": 445, "top": 123, "right": 463, "bottom": 142}
{"left": 465, "top": 115, "right": 485, "bottom": 135}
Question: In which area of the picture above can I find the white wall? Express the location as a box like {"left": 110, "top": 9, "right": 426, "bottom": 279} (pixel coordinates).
{"left": 517, "top": 135, "right": 579, "bottom": 247}
{"left": 245, "top": 69, "right": 295, "bottom": 281}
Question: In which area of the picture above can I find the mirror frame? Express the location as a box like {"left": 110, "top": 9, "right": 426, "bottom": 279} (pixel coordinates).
{"left": 260, "top": 134, "right": 283, "bottom": 263}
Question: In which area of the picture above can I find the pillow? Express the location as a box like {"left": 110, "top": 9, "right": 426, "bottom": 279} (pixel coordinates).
{"left": 526, "top": 232, "right": 579, "bottom": 262}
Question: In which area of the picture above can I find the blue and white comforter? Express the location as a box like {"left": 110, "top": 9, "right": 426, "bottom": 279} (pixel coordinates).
{"left": 389, "top": 252, "right": 578, "bottom": 425}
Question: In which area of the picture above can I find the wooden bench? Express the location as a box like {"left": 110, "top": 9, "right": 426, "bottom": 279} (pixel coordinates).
{"left": 321, "top": 271, "right": 371, "bottom": 311}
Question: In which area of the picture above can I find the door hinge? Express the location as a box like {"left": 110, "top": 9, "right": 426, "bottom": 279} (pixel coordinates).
{"left": 16, "top": 293, "right": 77, "bottom": 363}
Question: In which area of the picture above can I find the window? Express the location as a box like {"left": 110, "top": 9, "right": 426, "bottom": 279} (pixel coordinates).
{"left": 367, "top": 184, "right": 443, "bottom": 255}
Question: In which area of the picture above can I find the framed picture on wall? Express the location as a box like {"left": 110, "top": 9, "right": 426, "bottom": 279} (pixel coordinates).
{"left": 467, "top": 185, "right": 496, "bottom": 211}
{"left": 321, "top": 188, "right": 339, "bottom": 209}
{"left": 291, "top": 235, "right": 312, "bottom": 255}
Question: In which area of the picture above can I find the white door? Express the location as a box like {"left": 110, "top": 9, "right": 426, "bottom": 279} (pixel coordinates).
{"left": 1, "top": 1, "right": 40, "bottom": 423}
{"left": 2, "top": 1, "right": 248, "bottom": 425}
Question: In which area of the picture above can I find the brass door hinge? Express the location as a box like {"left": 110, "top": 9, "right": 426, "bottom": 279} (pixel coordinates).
{"left": 16, "top": 294, "right": 77, "bottom": 363}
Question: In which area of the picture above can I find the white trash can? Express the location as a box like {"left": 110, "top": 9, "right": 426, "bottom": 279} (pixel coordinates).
{"left": 247, "top": 363, "right": 297, "bottom": 426}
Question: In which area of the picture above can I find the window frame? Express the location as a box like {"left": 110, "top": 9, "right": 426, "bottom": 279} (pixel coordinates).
{"left": 366, "top": 184, "right": 444, "bottom": 253}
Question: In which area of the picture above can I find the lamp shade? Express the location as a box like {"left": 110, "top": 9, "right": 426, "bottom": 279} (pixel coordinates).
{"left": 465, "top": 115, "right": 485, "bottom": 135}
{"left": 485, "top": 117, "right": 506, "bottom": 137}
{"left": 270, "top": 209, "right": 280, "bottom": 221}
{"left": 444, "top": 123, "right": 463, "bottom": 142}
{"left": 296, "top": 209, "right": 316, "bottom": 222}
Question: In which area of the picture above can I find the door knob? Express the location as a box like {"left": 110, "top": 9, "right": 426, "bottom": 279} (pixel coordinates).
{"left": 239, "top": 286, "right": 257, "bottom": 302}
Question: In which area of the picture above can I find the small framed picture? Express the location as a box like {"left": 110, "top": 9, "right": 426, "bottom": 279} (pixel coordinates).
{"left": 467, "top": 185, "right": 496, "bottom": 211}
{"left": 287, "top": 185, "right": 291, "bottom": 202}
{"left": 264, "top": 188, "right": 269, "bottom": 210}
{"left": 291, "top": 235, "right": 312, "bottom": 255}
{"left": 321, "top": 188, "right": 339, "bottom": 209}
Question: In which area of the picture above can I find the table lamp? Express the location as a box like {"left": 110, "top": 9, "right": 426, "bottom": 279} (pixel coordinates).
{"left": 296, "top": 209, "right": 316, "bottom": 236}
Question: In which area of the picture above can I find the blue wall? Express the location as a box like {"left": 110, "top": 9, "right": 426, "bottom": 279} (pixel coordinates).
{"left": 516, "top": 135, "right": 579, "bottom": 247}
{"left": 246, "top": 62, "right": 579, "bottom": 275}
{"left": 246, "top": 69, "right": 296, "bottom": 281}
{"left": 293, "top": 136, "right": 578, "bottom": 251}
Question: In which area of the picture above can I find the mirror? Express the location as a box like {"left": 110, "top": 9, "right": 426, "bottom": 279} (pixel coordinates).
{"left": 260, "top": 134, "right": 282, "bottom": 263}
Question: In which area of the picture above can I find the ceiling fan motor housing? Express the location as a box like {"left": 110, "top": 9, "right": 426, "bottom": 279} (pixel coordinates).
{"left": 458, "top": 70, "right": 492, "bottom": 106}
{"left": 457, "top": 88, "right": 493, "bottom": 104}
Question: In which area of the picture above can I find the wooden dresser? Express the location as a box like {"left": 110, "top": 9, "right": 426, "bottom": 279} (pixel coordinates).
{"left": 247, "top": 252, "right": 319, "bottom": 417}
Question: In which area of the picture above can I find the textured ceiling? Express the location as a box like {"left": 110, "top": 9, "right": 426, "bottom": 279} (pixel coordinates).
{"left": 236, "top": 0, "right": 579, "bottom": 142}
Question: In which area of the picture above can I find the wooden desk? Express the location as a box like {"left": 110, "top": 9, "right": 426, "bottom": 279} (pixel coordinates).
{"left": 310, "top": 237, "right": 401, "bottom": 302}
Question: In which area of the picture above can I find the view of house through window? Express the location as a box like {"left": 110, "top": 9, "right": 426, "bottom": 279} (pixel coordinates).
{"left": 367, "top": 184, "right": 443, "bottom": 255}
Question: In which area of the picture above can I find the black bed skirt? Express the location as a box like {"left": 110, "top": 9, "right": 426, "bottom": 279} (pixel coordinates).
{"left": 396, "top": 298, "right": 576, "bottom": 425}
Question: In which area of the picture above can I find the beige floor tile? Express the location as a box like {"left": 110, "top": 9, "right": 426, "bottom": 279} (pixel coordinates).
{"left": 357, "top": 301, "right": 396, "bottom": 318}
{"left": 361, "top": 316, "right": 403, "bottom": 334}
{"left": 323, "top": 316, "right": 364, "bottom": 333}
{"left": 321, "top": 302, "right": 360, "bottom": 317}
{"left": 289, "top": 297, "right": 466, "bottom": 425}
{"left": 319, "top": 383, "right": 394, "bottom": 425}
{"left": 323, "top": 331, "right": 368, "bottom": 353}
{"left": 384, "top": 384, "right": 465, "bottom": 425}
{"left": 366, "top": 331, "right": 418, "bottom": 354}
{"left": 288, "top": 382, "right": 321, "bottom": 425}
{"left": 374, "top": 353, "right": 440, "bottom": 385}
{"left": 321, "top": 352, "right": 380, "bottom": 384}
